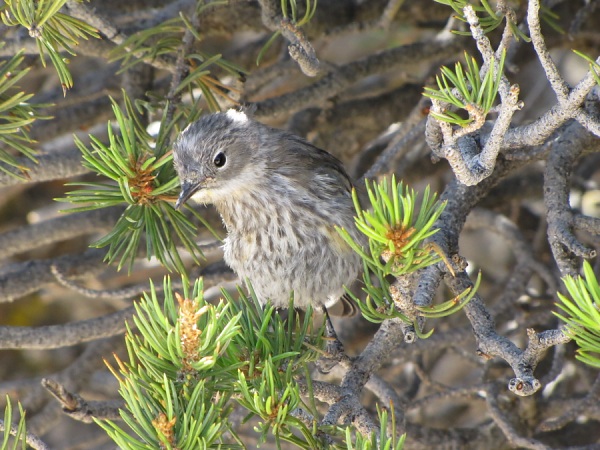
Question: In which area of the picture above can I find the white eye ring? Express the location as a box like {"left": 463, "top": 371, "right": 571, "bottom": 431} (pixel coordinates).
{"left": 213, "top": 151, "right": 226, "bottom": 168}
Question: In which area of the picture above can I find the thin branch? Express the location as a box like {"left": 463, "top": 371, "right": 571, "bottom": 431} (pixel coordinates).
{"left": 485, "top": 383, "right": 550, "bottom": 450}
{"left": 257, "top": 0, "right": 320, "bottom": 76}
{"left": 378, "top": 0, "right": 406, "bottom": 29}
{"left": 465, "top": 208, "right": 557, "bottom": 294}
{"left": 544, "top": 123, "right": 597, "bottom": 276}
{"left": 252, "top": 36, "right": 461, "bottom": 118}
{"left": 363, "top": 108, "right": 429, "bottom": 179}
{"left": 0, "top": 207, "right": 124, "bottom": 260}
{"left": 502, "top": 61, "right": 600, "bottom": 150}
{"left": 65, "top": 0, "right": 174, "bottom": 71}
{"left": 165, "top": 9, "right": 197, "bottom": 126}
{"left": 0, "top": 146, "right": 89, "bottom": 187}
{"left": 427, "top": 5, "right": 522, "bottom": 186}
{"left": 42, "top": 378, "right": 124, "bottom": 423}
{"left": 26, "top": 337, "right": 124, "bottom": 436}
{"left": 526, "top": 0, "right": 569, "bottom": 102}
{"left": 0, "top": 420, "right": 50, "bottom": 450}
{"left": 0, "top": 248, "right": 107, "bottom": 303}
{"left": 537, "top": 372, "right": 600, "bottom": 432}
{"left": 320, "top": 318, "right": 406, "bottom": 433}
{"left": 447, "top": 272, "right": 570, "bottom": 397}
{"left": 0, "top": 305, "right": 133, "bottom": 349}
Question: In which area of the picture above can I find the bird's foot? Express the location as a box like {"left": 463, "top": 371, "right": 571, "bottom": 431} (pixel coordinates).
{"left": 316, "top": 308, "right": 346, "bottom": 373}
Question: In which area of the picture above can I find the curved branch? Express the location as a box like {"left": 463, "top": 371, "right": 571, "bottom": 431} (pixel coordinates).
{"left": 0, "top": 306, "right": 133, "bottom": 349}
{"left": 0, "top": 248, "right": 107, "bottom": 303}
{"left": 0, "top": 207, "right": 124, "bottom": 259}
{"left": 544, "top": 123, "right": 597, "bottom": 276}
{"left": 320, "top": 318, "right": 405, "bottom": 433}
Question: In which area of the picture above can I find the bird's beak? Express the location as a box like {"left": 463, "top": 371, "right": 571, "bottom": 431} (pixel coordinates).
{"left": 175, "top": 181, "right": 201, "bottom": 210}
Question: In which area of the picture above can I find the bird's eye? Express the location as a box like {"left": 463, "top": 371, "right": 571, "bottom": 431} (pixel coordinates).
{"left": 213, "top": 152, "right": 226, "bottom": 168}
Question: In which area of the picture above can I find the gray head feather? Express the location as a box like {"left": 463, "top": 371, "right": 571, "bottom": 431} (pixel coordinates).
{"left": 173, "top": 110, "right": 352, "bottom": 208}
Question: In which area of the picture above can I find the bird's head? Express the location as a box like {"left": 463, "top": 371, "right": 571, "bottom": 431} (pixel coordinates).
{"left": 173, "top": 110, "right": 261, "bottom": 209}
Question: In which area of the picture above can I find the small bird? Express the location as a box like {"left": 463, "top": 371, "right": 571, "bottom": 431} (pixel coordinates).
{"left": 173, "top": 110, "right": 365, "bottom": 316}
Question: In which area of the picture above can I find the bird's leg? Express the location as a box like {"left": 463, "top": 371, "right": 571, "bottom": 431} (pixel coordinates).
{"left": 316, "top": 307, "right": 346, "bottom": 373}
{"left": 323, "top": 307, "right": 344, "bottom": 353}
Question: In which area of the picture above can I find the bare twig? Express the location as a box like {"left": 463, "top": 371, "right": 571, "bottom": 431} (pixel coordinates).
{"left": 257, "top": 0, "right": 320, "bottom": 76}
{"left": 42, "top": 378, "right": 124, "bottom": 423}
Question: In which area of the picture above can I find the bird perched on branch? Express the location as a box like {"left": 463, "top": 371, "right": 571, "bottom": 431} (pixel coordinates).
{"left": 174, "top": 109, "right": 365, "bottom": 316}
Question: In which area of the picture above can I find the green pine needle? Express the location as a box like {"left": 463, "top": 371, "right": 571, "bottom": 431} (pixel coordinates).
{"left": 338, "top": 177, "right": 478, "bottom": 325}
{"left": 1, "top": 0, "right": 99, "bottom": 93}
{"left": 1, "top": 396, "right": 28, "bottom": 450}
{"left": 98, "top": 277, "right": 326, "bottom": 449}
{"left": 58, "top": 93, "right": 210, "bottom": 274}
{"left": 573, "top": 50, "right": 600, "bottom": 87}
{"left": 326, "top": 403, "right": 406, "bottom": 450}
{"left": 110, "top": 15, "right": 244, "bottom": 109}
{"left": 348, "top": 175, "right": 446, "bottom": 276}
{"left": 423, "top": 50, "right": 505, "bottom": 127}
{"left": 0, "top": 49, "right": 52, "bottom": 178}
{"left": 555, "top": 260, "right": 600, "bottom": 368}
